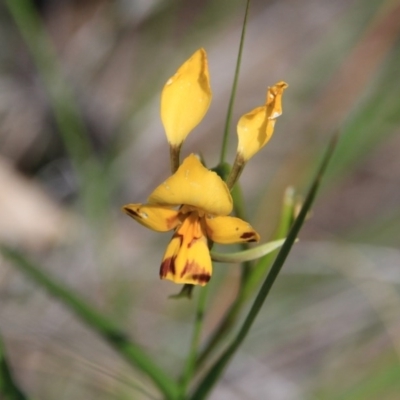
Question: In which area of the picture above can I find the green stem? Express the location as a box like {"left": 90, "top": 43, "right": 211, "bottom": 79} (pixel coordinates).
{"left": 179, "top": 286, "right": 209, "bottom": 397}
{"left": 194, "top": 180, "right": 255, "bottom": 370}
{"left": 225, "top": 155, "right": 246, "bottom": 190}
{"left": 0, "top": 246, "right": 179, "bottom": 399}
{"left": 219, "top": 0, "right": 251, "bottom": 164}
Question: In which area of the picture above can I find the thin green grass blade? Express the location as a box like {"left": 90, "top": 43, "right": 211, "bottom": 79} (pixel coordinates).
{"left": 0, "top": 335, "right": 29, "bottom": 400}
{"left": 190, "top": 133, "right": 339, "bottom": 400}
{"left": 0, "top": 247, "right": 179, "bottom": 399}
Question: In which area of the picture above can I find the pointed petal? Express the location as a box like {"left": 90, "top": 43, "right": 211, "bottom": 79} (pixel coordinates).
{"left": 161, "top": 48, "right": 212, "bottom": 146}
{"left": 160, "top": 213, "right": 212, "bottom": 286}
{"left": 122, "top": 204, "right": 181, "bottom": 232}
{"left": 265, "top": 81, "right": 288, "bottom": 119}
{"left": 148, "top": 154, "right": 233, "bottom": 216}
{"left": 205, "top": 215, "right": 260, "bottom": 244}
{"left": 237, "top": 81, "right": 288, "bottom": 161}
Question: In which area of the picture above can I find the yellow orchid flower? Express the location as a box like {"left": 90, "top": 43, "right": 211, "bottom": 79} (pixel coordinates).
{"left": 237, "top": 81, "right": 288, "bottom": 162}
{"left": 123, "top": 154, "right": 260, "bottom": 286}
{"left": 161, "top": 49, "right": 212, "bottom": 148}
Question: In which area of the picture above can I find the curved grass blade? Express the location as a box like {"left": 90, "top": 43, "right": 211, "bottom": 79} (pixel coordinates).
{"left": 0, "top": 247, "right": 179, "bottom": 399}
{"left": 0, "top": 335, "right": 29, "bottom": 400}
{"left": 190, "top": 132, "right": 339, "bottom": 400}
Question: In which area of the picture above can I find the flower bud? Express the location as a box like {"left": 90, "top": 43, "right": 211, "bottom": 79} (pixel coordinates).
{"left": 236, "top": 81, "right": 288, "bottom": 161}
{"left": 161, "top": 48, "right": 212, "bottom": 146}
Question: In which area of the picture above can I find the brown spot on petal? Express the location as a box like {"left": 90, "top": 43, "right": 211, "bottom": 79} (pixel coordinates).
{"left": 187, "top": 236, "right": 201, "bottom": 248}
{"left": 166, "top": 216, "right": 178, "bottom": 229}
{"left": 240, "top": 232, "right": 258, "bottom": 242}
{"left": 160, "top": 232, "right": 184, "bottom": 279}
{"left": 180, "top": 260, "right": 199, "bottom": 278}
{"left": 160, "top": 256, "right": 176, "bottom": 278}
{"left": 192, "top": 273, "right": 211, "bottom": 284}
{"left": 175, "top": 232, "right": 184, "bottom": 245}
{"left": 124, "top": 207, "right": 140, "bottom": 218}
{"left": 180, "top": 262, "right": 189, "bottom": 278}
{"left": 180, "top": 261, "right": 211, "bottom": 284}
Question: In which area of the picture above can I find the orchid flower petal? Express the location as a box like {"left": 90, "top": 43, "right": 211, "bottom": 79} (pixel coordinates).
{"left": 205, "top": 215, "right": 260, "bottom": 244}
{"left": 161, "top": 48, "right": 212, "bottom": 146}
{"left": 122, "top": 204, "right": 181, "bottom": 232}
{"left": 160, "top": 213, "right": 212, "bottom": 286}
{"left": 148, "top": 154, "right": 233, "bottom": 216}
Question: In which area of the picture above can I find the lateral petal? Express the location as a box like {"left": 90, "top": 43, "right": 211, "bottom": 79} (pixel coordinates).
{"left": 122, "top": 204, "right": 181, "bottom": 232}
{"left": 161, "top": 48, "right": 212, "bottom": 146}
{"left": 205, "top": 215, "right": 260, "bottom": 244}
{"left": 160, "top": 213, "right": 212, "bottom": 286}
{"left": 148, "top": 154, "right": 233, "bottom": 216}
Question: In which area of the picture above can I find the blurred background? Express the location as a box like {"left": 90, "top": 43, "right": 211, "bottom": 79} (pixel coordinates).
{"left": 1, "top": 0, "right": 400, "bottom": 398}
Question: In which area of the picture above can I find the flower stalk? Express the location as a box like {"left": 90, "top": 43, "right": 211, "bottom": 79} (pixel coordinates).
{"left": 170, "top": 144, "right": 182, "bottom": 174}
{"left": 225, "top": 154, "right": 246, "bottom": 189}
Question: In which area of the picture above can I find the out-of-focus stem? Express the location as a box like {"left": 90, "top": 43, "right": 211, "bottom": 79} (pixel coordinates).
{"left": 179, "top": 285, "right": 209, "bottom": 397}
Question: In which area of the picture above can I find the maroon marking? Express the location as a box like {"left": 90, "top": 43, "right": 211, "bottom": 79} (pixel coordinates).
{"left": 124, "top": 208, "right": 140, "bottom": 218}
{"left": 180, "top": 261, "right": 198, "bottom": 278}
{"left": 160, "top": 232, "right": 185, "bottom": 278}
{"left": 166, "top": 216, "right": 176, "bottom": 229}
{"left": 160, "top": 256, "right": 176, "bottom": 278}
{"left": 180, "top": 262, "right": 190, "bottom": 278}
{"left": 180, "top": 262, "right": 210, "bottom": 283}
{"left": 174, "top": 232, "right": 185, "bottom": 244}
{"left": 192, "top": 273, "right": 211, "bottom": 284}
{"left": 187, "top": 236, "right": 201, "bottom": 248}
{"left": 241, "top": 232, "right": 257, "bottom": 242}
